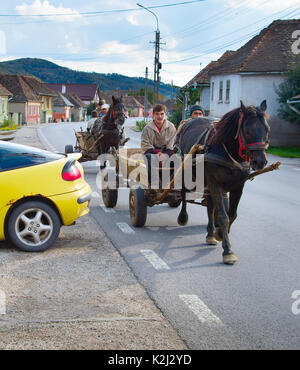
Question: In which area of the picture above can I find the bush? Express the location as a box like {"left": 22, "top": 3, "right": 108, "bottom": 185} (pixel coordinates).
{"left": 0, "top": 118, "right": 18, "bottom": 130}
{"left": 135, "top": 120, "right": 147, "bottom": 131}
{"left": 276, "top": 63, "right": 300, "bottom": 124}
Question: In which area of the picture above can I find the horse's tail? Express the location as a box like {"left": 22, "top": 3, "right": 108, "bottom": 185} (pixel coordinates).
{"left": 177, "top": 190, "right": 188, "bottom": 226}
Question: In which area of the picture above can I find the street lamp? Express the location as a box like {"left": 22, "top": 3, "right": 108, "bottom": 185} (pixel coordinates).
{"left": 137, "top": 3, "right": 159, "bottom": 31}
{"left": 137, "top": 3, "right": 161, "bottom": 105}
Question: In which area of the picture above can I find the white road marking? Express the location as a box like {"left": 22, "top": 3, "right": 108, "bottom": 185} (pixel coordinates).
{"left": 292, "top": 168, "right": 300, "bottom": 171}
{"left": 37, "top": 128, "right": 58, "bottom": 153}
{"left": 100, "top": 205, "right": 115, "bottom": 213}
{"left": 140, "top": 250, "right": 170, "bottom": 271}
{"left": 116, "top": 222, "right": 135, "bottom": 235}
{"left": 179, "top": 294, "right": 223, "bottom": 325}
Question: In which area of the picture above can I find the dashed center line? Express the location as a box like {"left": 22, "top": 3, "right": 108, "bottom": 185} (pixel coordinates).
{"left": 141, "top": 250, "right": 170, "bottom": 271}
{"left": 179, "top": 294, "right": 223, "bottom": 325}
{"left": 116, "top": 222, "right": 135, "bottom": 234}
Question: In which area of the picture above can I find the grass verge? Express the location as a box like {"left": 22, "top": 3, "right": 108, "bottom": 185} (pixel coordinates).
{"left": 267, "top": 146, "right": 300, "bottom": 158}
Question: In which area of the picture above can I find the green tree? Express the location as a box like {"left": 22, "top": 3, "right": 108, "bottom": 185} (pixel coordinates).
{"left": 87, "top": 102, "right": 97, "bottom": 116}
{"left": 276, "top": 63, "right": 300, "bottom": 124}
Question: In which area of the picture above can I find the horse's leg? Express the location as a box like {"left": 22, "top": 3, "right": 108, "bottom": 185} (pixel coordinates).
{"left": 206, "top": 176, "right": 238, "bottom": 264}
{"left": 206, "top": 195, "right": 218, "bottom": 245}
{"left": 227, "top": 185, "right": 244, "bottom": 233}
{"left": 214, "top": 193, "right": 229, "bottom": 241}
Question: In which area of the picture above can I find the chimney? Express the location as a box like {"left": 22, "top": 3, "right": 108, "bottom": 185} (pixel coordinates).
{"left": 62, "top": 85, "right": 66, "bottom": 94}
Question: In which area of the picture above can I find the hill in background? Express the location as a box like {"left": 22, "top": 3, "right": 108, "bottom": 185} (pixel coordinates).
{"left": 0, "top": 58, "right": 174, "bottom": 98}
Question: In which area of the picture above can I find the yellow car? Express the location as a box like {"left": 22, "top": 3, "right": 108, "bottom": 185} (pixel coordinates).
{"left": 0, "top": 142, "right": 91, "bottom": 252}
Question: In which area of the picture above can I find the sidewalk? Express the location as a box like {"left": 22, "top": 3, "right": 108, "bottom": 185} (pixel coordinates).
{"left": 0, "top": 126, "right": 187, "bottom": 350}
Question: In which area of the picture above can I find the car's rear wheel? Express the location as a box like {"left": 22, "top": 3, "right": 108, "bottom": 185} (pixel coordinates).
{"left": 7, "top": 201, "right": 61, "bottom": 252}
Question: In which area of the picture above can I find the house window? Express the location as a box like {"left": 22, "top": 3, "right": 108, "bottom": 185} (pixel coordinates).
{"left": 218, "top": 81, "right": 223, "bottom": 102}
{"left": 211, "top": 82, "right": 214, "bottom": 101}
{"left": 29, "top": 105, "right": 32, "bottom": 115}
{"left": 33, "top": 106, "right": 36, "bottom": 115}
{"left": 46, "top": 97, "right": 50, "bottom": 109}
{"left": 225, "top": 80, "right": 230, "bottom": 102}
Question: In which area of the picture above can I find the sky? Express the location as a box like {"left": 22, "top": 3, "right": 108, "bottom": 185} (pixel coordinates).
{"left": 0, "top": 0, "right": 299, "bottom": 87}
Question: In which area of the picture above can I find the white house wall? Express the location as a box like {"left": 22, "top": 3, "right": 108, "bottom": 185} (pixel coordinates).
{"left": 240, "top": 74, "right": 284, "bottom": 116}
{"left": 209, "top": 74, "right": 241, "bottom": 118}
{"left": 199, "top": 87, "right": 210, "bottom": 113}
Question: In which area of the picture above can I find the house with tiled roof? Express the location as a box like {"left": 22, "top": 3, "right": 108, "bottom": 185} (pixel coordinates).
{"left": 0, "top": 83, "right": 12, "bottom": 124}
{"left": 65, "top": 93, "right": 87, "bottom": 121}
{"left": 0, "top": 74, "right": 41, "bottom": 124}
{"left": 46, "top": 83, "right": 100, "bottom": 105}
{"left": 22, "top": 76, "right": 56, "bottom": 123}
{"left": 122, "top": 95, "right": 144, "bottom": 117}
{"left": 52, "top": 92, "right": 73, "bottom": 122}
{"left": 207, "top": 19, "right": 300, "bottom": 145}
{"left": 185, "top": 51, "right": 235, "bottom": 114}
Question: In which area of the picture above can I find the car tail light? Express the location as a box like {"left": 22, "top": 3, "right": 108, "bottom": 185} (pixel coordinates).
{"left": 62, "top": 160, "right": 82, "bottom": 181}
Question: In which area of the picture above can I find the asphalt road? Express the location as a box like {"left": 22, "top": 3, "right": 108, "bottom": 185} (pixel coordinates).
{"left": 39, "top": 120, "right": 300, "bottom": 350}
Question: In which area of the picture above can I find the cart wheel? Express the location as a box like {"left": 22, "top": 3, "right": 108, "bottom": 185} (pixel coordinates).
{"left": 129, "top": 187, "right": 147, "bottom": 227}
{"left": 101, "top": 169, "right": 118, "bottom": 208}
{"left": 102, "top": 188, "right": 118, "bottom": 208}
{"left": 65, "top": 144, "right": 73, "bottom": 154}
{"left": 168, "top": 200, "right": 181, "bottom": 208}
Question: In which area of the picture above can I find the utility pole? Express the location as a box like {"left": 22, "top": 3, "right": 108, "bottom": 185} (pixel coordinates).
{"left": 144, "top": 67, "right": 148, "bottom": 122}
{"left": 137, "top": 3, "right": 164, "bottom": 106}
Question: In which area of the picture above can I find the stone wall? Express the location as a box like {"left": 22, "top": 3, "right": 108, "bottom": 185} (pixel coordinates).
{"left": 269, "top": 116, "right": 300, "bottom": 146}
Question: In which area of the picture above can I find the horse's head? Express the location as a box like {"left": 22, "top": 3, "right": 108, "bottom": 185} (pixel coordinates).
{"left": 238, "top": 100, "right": 270, "bottom": 171}
{"left": 111, "top": 95, "right": 126, "bottom": 126}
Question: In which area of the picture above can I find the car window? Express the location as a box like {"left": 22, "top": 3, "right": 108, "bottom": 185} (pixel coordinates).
{"left": 0, "top": 142, "right": 64, "bottom": 172}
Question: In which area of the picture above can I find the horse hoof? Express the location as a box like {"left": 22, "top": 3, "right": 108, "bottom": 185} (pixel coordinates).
{"left": 177, "top": 214, "right": 188, "bottom": 226}
{"left": 223, "top": 253, "right": 238, "bottom": 265}
{"left": 206, "top": 236, "right": 218, "bottom": 245}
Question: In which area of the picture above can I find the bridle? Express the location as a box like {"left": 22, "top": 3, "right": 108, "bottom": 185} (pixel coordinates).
{"left": 234, "top": 110, "right": 270, "bottom": 162}
{"left": 111, "top": 103, "right": 125, "bottom": 125}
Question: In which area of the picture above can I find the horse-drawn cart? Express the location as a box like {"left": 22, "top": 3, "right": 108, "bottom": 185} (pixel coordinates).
{"left": 101, "top": 145, "right": 206, "bottom": 227}
{"left": 65, "top": 130, "right": 104, "bottom": 162}
{"left": 101, "top": 144, "right": 281, "bottom": 229}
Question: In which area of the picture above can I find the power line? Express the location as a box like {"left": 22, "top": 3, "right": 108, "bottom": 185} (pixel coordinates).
{"left": 163, "top": 7, "right": 300, "bottom": 64}
{"left": 0, "top": 1, "right": 205, "bottom": 18}
{"left": 178, "top": 5, "right": 300, "bottom": 54}
{"left": 161, "top": 0, "right": 253, "bottom": 40}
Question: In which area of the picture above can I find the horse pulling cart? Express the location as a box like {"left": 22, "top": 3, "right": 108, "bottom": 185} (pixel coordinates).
{"left": 101, "top": 144, "right": 281, "bottom": 230}
{"left": 65, "top": 130, "right": 104, "bottom": 162}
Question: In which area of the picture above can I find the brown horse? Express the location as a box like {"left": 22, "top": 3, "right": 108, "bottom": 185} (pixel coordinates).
{"left": 92, "top": 96, "right": 126, "bottom": 170}
{"left": 97, "top": 96, "right": 126, "bottom": 154}
{"left": 177, "top": 100, "right": 270, "bottom": 264}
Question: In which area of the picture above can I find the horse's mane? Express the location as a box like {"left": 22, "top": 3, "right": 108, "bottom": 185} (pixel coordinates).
{"left": 209, "top": 105, "right": 265, "bottom": 145}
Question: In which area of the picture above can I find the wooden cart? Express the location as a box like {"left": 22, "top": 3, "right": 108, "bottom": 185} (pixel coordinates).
{"left": 65, "top": 130, "right": 103, "bottom": 162}
{"left": 101, "top": 145, "right": 205, "bottom": 227}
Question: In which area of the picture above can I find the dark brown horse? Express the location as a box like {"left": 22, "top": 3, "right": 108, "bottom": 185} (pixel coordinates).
{"left": 177, "top": 100, "right": 270, "bottom": 264}
{"left": 97, "top": 95, "right": 126, "bottom": 154}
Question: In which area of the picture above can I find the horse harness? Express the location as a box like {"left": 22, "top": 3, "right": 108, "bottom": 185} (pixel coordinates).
{"left": 177, "top": 110, "right": 269, "bottom": 171}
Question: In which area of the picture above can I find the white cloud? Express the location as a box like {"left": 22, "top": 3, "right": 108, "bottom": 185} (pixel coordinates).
{"left": 99, "top": 40, "right": 138, "bottom": 56}
{"left": 16, "top": 0, "right": 82, "bottom": 22}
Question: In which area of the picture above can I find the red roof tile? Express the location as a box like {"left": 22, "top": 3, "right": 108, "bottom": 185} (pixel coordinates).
{"left": 0, "top": 74, "right": 39, "bottom": 103}
{"left": 209, "top": 19, "right": 300, "bottom": 75}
